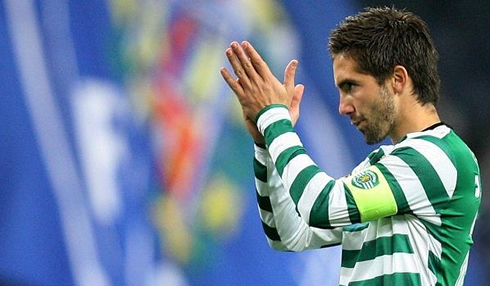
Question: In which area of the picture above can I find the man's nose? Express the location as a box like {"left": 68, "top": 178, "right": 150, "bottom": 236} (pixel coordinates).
{"left": 338, "top": 98, "right": 354, "bottom": 115}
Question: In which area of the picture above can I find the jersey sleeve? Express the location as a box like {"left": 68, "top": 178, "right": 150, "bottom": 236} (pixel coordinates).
{"left": 254, "top": 144, "right": 342, "bottom": 251}
{"left": 340, "top": 165, "right": 398, "bottom": 222}
{"left": 370, "top": 135, "right": 461, "bottom": 226}
{"left": 256, "top": 105, "right": 400, "bottom": 226}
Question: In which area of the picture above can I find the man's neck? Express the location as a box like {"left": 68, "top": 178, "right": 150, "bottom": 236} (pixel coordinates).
{"left": 390, "top": 102, "right": 441, "bottom": 144}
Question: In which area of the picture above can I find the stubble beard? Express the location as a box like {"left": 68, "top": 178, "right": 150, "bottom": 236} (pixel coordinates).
{"left": 362, "top": 86, "right": 396, "bottom": 145}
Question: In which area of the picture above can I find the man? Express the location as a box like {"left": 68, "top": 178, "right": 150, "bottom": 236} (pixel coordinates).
{"left": 220, "top": 7, "right": 481, "bottom": 286}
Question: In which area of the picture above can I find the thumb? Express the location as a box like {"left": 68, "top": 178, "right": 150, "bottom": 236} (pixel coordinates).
{"left": 284, "top": 60, "right": 299, "bottom": 92}
{"left": 290, "top": 84, "right": 305, "bottom": 109}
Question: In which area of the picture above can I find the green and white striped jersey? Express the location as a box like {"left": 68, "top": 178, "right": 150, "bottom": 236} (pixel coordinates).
{"left": 254, "top": 105, "right": 481, "bottom": 286}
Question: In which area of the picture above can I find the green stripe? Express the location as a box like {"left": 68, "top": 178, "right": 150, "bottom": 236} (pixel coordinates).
{"left": 253, "top": 157, "right": 267, "bottom": 183}
{"left": 289, "top": 165, "right": 321, "bottom": 205}
{"left": 344, "top": 183, "right": 361, "bottom": 224}
{"left": 368, "top": 148, "right": 385, "bottom": 165}
{"left": 392, "top": 147, "right": 449, "bottom": 212}
{"left": 264, "top": 119, "right": 294, "bottom": 147}
{"left": 376, "top": 163, "right": 411, "bottom": 214}
{"left": 428, "top": 250, "right": 441, "bottom": 277}
{"left": 341, "top": 234, "right": 414, "bottom": 268}
{"left": 255, "top": 104, "right": 288, "bottom": 123}
{"left": 343, "top": 222, "right": 369, "bottom": 232}
{"left": 309, "top": 180, "right": 335, "bottom": 228}
{"left": 261, "top": 221, "right": 281, "bottom": 241}
{"left": 346, "top": 273, "right": 421, "bottom": 286}
{"left": 275, "top": 146, "right": 306, "bottom": 176}
{"left": 256, "top": 190, "right": 273, "bottom": 212}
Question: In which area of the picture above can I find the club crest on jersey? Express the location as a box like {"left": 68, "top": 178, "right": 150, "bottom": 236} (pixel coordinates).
{"left": 352, "top": 170, "right": 379, "bottom": 189}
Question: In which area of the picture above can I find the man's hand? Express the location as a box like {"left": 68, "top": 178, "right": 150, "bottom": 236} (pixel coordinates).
{"left": 242, "top": 84, "right": 304, "bottom": 146}
{"left": 220, "top": 41, "right": 304, "bottom": 123}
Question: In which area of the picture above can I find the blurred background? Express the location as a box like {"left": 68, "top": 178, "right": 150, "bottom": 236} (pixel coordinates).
{"left": 0, "top": 0, "right": 488, "bottom": 285}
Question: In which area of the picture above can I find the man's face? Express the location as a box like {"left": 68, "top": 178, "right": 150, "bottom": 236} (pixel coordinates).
{"left": 333, "top": 55, "right": 396, "bottom": 144}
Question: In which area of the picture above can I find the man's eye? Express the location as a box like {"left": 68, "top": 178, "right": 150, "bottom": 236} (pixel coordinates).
{"left": 342, "top": 82, "right": 354, "bottom": 91}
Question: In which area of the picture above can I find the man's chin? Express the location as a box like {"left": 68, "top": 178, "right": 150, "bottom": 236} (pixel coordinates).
{"left": 363, "top": 132, "right": 386, "bottom": 145}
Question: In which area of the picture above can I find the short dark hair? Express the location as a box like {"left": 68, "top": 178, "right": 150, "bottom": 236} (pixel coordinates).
{"left": 328, "top": 7, "right": 440, "bottom": 105}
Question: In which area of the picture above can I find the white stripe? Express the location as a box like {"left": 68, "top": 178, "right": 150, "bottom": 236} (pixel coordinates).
{"left": 427, "top": 231, "right": 442, "bottom": 259}
{"left": 362, "top": 216, "right": 410, "bottom": 242}
{"left": 255, "top": 151, "right": 286, "bottom": 199}
{"left": 341, "top": 228, "right": 369, "bottom": 251}
{"left": 256, "top": 106, "right": 291, "bottom": 134}
{"left": 258, "top": 206, "right": 276, "bottom": 227}
{"left": 254, "top": 145, "right": 270, "bottom": 165}
{"left": 5, "top": 1, "right": 110, "bottom": 286}
{"left": 328, "top": 180, "right": 351, "bottom": 226}
{"left": 255, "top": 179, "right": 271, "bottom": 196}
{"left": 379, "top": 145, "right": 396, "bottom": 155}
{"left": 380, "top": 156, "right": 441, "bottom": 226}
{"left": 397, "top": 138, "right": 457, "bottom": 198}
{"left": 406, "top": 125, "right": 451, "bottom": 140}
{"left": 455, "top": 252, "right": 470, "bottom": 286}
{"left": 340, "top": 252, "right": 419, "bottom": 285}
{"left": 268, "top": 132, "right": 303, "bottom": 163}
{"left": 297, "top": 172, "right": 334, "bottom": 224}
{"left": 267, "top": 240, "right": 288, "bottom": 251}
{"left": 281, "top": 154, "right": 316, "bottom": 189}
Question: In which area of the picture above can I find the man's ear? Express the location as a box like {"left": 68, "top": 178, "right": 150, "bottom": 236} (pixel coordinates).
{"left": 392, "top": 65, "right": 409, "bottom": 94}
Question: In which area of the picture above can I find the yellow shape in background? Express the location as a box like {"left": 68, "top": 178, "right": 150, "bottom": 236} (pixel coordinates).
{"left": 185, "top": 37, "right": 226, "bottom": 103}
{"left": 200, "top": 173, "right": 243, "bottom": 238}
{"left": 155, "top": 194, "right": 192, "bottom": 264}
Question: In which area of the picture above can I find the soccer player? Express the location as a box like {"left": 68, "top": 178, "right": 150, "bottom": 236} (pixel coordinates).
{"left": 220, "top": 7, "right": 481, "bottom": 286}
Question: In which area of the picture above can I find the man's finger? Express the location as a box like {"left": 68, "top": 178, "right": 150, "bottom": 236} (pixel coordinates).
{"left": 290, "top": 84, "right": 305, "bottom": 109}
{"left": 231, "top": 42, "right": 259, "bottom": 79}
{"left": 241, "top": 41, "right": 271, "bottom": 78}
{"left": 284, "top": 60, "right": 299, "bottom": 92}
{"left": 290, "top": 84, "right": 305, "bottom": 126}
{"left": 220, "top": 66, "right": 244, "bottom": 96}
{"left": 225, "top": 46, "right": 251, "bottom": 87}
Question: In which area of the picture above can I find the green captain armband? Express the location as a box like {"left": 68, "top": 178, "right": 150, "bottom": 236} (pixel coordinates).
{"left": 342, "top": 166, "right": 398, "bottom": 222}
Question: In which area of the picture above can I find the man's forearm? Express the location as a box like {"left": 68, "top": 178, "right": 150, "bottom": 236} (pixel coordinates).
{"left": 254, "top": 144, "right": 342, "bottom": 251}
{"left": 256, "top": 105, "right": 362, "bottom": 228}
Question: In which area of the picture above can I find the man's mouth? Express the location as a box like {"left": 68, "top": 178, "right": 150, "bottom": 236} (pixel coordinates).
{"left": 351, "top": 119, "right": 364, "bottom": 127}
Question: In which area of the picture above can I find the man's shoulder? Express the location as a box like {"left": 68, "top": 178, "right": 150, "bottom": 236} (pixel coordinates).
{"left": 403, "top": 125, "right": 476, "bottom": 163}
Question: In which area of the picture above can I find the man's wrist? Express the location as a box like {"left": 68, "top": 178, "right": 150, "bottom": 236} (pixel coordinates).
{"left": 256, "top": 105, "right": 291, "bottom": 134}
{"left": 254, "top": 104, "right": 289, "bottom": 124}
{"left": 255, "top": 105, "right": 294, "bottom": 147}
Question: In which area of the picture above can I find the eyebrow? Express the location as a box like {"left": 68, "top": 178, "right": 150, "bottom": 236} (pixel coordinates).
{"left": 336, "top": 78, "right": 359, "bottom": 89}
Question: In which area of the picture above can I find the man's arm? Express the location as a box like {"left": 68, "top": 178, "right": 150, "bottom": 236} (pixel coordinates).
{"left": 221, "top": 41, "right": 399, "bottom": 228}
{"left": 254, "top": 144, "right": 342, "bottom": 251}
{"left": 257, "top": 105, "right": 408, "bottom": 228}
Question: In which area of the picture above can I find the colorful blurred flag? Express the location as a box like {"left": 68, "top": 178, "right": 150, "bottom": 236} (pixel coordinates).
{"left": 0, "top": 0, "right": 376, "bottom": 286}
